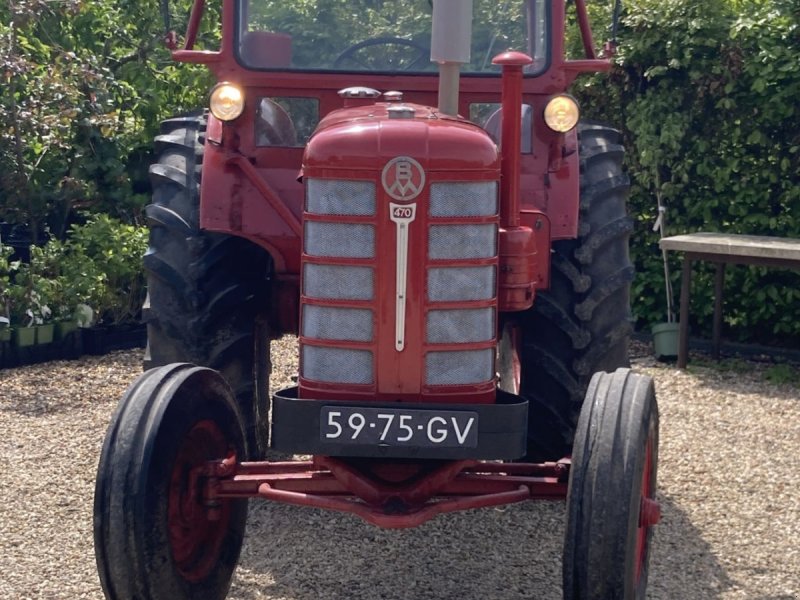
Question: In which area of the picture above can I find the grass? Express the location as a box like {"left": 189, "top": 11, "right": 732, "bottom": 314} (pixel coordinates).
{"left": 687, "top": 354, "right": 800, "bottom": 386}
{"left": 764, "top": 363, "right": 800, "bottom": 386}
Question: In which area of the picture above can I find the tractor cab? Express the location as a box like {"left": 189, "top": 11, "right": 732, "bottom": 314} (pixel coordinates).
{"left": 236, "top": 0, "right": 548, "bottom": 74}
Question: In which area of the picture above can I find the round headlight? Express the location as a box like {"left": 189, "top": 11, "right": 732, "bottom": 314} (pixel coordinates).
{"left": 543, "top": 95, "right": 580, "bottom": 133}
{"left": 209, "top": 83, "right": 245, "bottom": 122}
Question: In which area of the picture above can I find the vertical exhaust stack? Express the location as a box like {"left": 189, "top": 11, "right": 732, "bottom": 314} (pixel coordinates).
{"left": 493, "top": 51, "right": 537, "bottom": 312}
{"left": 431, "top": 0, "right": 473, "bottom": 116}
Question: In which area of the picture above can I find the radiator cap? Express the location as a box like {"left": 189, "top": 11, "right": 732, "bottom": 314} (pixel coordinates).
{"left": 384, "top": 90, "right": 404, "bottom": 102}
{"left": 387, "top": 105, "right": 415, "bottom": 119}
{"left": 338, "top": 86, "right": 381, "bottom": 99}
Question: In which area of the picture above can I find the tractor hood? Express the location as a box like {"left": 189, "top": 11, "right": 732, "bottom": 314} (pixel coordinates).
{"left": 303, "top": 102, "right": 499, "bottom": 174}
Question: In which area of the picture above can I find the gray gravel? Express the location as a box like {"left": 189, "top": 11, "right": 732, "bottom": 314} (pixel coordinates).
{"left": 0, "top": 337, "right": 798, "bottom": 600}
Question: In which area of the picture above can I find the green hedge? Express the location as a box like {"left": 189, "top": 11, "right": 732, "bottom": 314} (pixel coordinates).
{"left": 574, "top": 0, "right": 800, "bottom": 345}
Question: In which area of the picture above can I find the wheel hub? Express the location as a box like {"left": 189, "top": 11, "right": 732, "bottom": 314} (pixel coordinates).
{"left": 639, "top": 497, "right": 661, "bottom": 528}
{"left": 168, "top": 420, "right": 232, "bottom": 583}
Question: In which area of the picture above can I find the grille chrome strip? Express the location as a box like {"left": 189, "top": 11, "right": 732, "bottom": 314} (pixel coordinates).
{"left": 389, "top": 202, "right": 416, "bottom": 351}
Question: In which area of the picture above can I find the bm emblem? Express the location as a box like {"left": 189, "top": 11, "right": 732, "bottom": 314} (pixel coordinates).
{"left": 382, "top": 156, "right": 425, "bottom": 201}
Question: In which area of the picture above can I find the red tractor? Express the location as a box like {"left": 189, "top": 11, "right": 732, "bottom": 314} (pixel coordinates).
{"left": 94, "top": 1, "right": 660, "bottom": 598}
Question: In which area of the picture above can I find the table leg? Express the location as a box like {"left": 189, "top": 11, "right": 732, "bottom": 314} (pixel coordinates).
{"left": 713, "top": 262, "right": 726, "bottom": 360}
{"left": 678, "top": 255, "right": 692, "bottom": 368}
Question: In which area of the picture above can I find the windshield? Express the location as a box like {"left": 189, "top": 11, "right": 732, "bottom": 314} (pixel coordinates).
{"left": 237, "top": 0, "right": 549, "bottom": 76}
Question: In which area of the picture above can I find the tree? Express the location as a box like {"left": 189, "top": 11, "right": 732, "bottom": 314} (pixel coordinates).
{"left": 0, "top": 0, "right": 214, "bottom": 237}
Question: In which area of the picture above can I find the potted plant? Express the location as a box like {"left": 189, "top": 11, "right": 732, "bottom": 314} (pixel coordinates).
{"left": 0, "top": 240, "right": 13, "bottom": 345}
{"left": 7, "top": 283, "right": 38, "bottom": 348}
{"left": 8, "top": 245, "right": 57, "bottom": 347}
{"left": 65, "top": 216, "right": 147, "bottom": 354}
{"left": 41, "top": 238, "right": 78, "bottom": 340}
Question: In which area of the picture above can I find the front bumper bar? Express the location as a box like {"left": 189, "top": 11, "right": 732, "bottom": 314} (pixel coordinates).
{"left": 271, "top": 386, "right": 528, "bottom": 460}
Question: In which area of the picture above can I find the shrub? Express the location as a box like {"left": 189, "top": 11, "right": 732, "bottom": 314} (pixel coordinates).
{"left": 0, "top": 240, "right": 15, "bottom": 325}
{"left": 6, "top": 245, "right": 57, "bottom": 326}
{"left": 2, "top": 215, "right": 147, "bottom": 328}
{"left": 63, "top": 214, "right": 148, "bottom": 326}
{"left": 574, "top": 0, "right": 800, "bottom": 345}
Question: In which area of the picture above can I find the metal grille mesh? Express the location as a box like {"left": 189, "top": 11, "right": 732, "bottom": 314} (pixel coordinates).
{"left": 428, "top": 266, "right": 496, "bottom": 302}
{"left": 428, "top": 224, "right": 497, "bottom": 260}
{"left": 302, "top": 305, "right": 373, "bottom": 342}
{"left": 306, "top": 179, "right": 376, "bottom": 216}
{"left": 304, "top": 222, "right": 375, "bottom": 258}
{"left": 425, "top": 349, "right": 494, "bottom": 386}
{"left": 303, "top": 264, "right": 374, "bottom": 300}
{"left": 430, "top": 182, "right": 498, "bottom": 217}
{"left": 302, "top": 345, "right": 373, "bottom": 384}
{"left": 426, "top": 308, "right": 494, "bottom": 344}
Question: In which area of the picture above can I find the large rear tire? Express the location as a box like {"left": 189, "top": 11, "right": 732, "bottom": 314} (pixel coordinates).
{"left": 562, "top": 368, "right": 660, "bottom": 599}
{"left": 506, "top": 121, "right": 634, "bottom": 460}
{"left": 94, "top": 364, "right": 248, "bottom": 600}
{"left": 143, "top": 113, "right": 272, "bottom": 457}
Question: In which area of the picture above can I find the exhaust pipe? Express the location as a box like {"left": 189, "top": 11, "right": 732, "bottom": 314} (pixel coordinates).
{"left": 431, "top": 0, "right": 473, "bottom": 116}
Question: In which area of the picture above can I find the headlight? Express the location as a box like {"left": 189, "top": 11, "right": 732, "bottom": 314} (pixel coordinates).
{"left": 209, "top": 83, "right": 245, "bottom": 122}
{"left": 543, "top": 95, "right": 580, "bottom": 133}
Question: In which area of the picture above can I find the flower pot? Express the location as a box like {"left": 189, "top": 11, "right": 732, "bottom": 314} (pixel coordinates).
{"left": 652, "top": 322, "right": 680, "bottom": 360}
{"left": 36, "top": 323, "right": 55, "bottom": 345}
{"left": 83, "top": 324, "right": 147, "bottom": 355}
{"left": 0, "top": 327, "right": 10, "bottom": 343}
{"left": 13, "top": 326, "right": 37, "bottom": 348}
{"left": 55, "top": 320, "right": 78, "bottom": 341}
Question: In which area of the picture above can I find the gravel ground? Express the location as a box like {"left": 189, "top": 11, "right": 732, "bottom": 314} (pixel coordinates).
{"left": 0, "top": 337, "right": 798, "bottom": 600}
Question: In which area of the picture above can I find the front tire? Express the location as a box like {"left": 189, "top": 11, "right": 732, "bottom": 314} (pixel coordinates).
{"left": 94, "top": 364, "right": 248, "bottom": 600}
{"left": 562, "top": 368, "right": 660, "bottom": 599}
{"left": 143, "top": 113, "right": 273, "bottom": 456}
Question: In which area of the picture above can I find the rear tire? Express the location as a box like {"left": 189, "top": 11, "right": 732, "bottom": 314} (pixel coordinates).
{"left": 510, "top": 121, "right": 634, "bottom": 460}
{"left": 94, "top": 364, "right": 248, "bottom": 600}
{"left": 143, "top": 113, "right": 273, "bottom": 456}
{"left": 562, "top": 368, "right": 660, "bottom": 600}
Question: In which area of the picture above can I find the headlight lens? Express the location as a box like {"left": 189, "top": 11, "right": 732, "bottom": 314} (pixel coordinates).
{"left": 209, "top": 83, "right": 245, "bottom": 122}
{"left": 543, "top": 95, "right": 580, "bottom": 133}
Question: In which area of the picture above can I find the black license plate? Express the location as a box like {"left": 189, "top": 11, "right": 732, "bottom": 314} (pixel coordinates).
{"left": 320, "top": 406, "right": 479, "bottom": 448}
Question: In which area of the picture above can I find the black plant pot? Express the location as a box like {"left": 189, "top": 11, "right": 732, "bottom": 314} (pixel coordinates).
{"left": 82, "top": 325, "right": 147, "bottom": 355}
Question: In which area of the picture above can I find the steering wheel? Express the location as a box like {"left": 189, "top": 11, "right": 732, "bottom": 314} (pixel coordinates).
{"left": 333, "top": 37, "right": 430, "bottom": 71}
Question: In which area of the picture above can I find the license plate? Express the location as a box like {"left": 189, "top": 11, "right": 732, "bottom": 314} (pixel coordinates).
{"left": 320, "top": 406, "right": 479, "bottom": 448}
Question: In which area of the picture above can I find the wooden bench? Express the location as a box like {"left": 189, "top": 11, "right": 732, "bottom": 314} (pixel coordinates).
{"left": 659, "top": 232, "right": 800, "bottom": 368}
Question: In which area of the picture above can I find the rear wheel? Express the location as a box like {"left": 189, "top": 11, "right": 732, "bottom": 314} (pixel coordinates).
{"left": 94, "top": 364, "right": 248, "bottom": 600}
{"left": 143, "top": 113, "right": 273, "bottom": 456}
{"left": 504, "top": 121, "right": 634, "bottom": 460}
{"left": 562, "top": 368, "right": 660, "bottom": 600}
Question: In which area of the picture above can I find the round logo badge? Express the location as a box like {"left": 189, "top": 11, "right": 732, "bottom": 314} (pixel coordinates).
{"left": 381, "top": 156, "right": 425, "bottom": 201}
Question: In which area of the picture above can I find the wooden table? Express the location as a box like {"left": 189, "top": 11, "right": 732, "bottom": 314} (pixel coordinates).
{"left": 659, "top": 232, "right": 800, "bottom": 368}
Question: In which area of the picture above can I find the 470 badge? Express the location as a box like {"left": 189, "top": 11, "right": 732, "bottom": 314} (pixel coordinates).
{"left": 320, "top": 406, "right": 479, "bottom": 448}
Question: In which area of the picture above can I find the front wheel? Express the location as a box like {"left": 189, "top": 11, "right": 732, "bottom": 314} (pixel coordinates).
{"left": 563, "top": 368, "right": 660, "bottom": 600}
{"left": 94, "top": 364, "right": 248, "bottom": 600}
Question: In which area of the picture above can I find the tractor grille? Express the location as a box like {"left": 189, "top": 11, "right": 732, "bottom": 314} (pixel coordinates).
{"left": 306, "top": 179, "right": 375, "bottom": 215}
{"left": 428, "top": 224, "right": 497, "bottom": 259}
{"left": 430, "top": 182, "right": 497, "bottom": 217}
{"left": 425, "top": 182, "right": 498, "bottom": 387}
{"left": 302, "top": 305, "right": 373, "bottom": 342}
{"left": 427, "top": 265, "right": 495, "bottom": 302}
{"left": 425, "top": 349, "right": 495, "bottom": 386}
{"left": 302, "top": 345, "right": 374, "bottom": 385}
{"left": 301, "top": 178, "right": 376, "bottom": 386}
{"left": 301, "top": 176, "right": 498, "bottom": 393}
{"left": 426, "top": 308, "right": 494, "bottom": 344}
{"left": 304, "top": 222, "right": 375, "bottom": 258}
{"left": 303, "top": 264, "right": 374, "bottom": 300}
